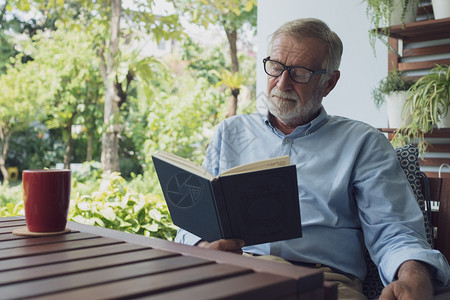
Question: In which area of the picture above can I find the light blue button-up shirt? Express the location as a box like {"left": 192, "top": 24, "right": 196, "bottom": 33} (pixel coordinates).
{"left": 175, "top": 107, "right": 450, "bottom": 288}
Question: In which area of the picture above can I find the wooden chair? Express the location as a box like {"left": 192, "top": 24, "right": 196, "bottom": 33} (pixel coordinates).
{"left": 363, "top": 145, "right": 450, "bottom": 299}
{"left": 421, "top": 176, "right": 450, "bottom": 300}
{"left": 428, "top": 177, "right": 450, "bottom": 263}
{"left": 322, "top": 177, "right": 450, "bottom": 300}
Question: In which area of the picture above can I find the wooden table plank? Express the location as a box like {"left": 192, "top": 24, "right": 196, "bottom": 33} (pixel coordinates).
{"left": 67, "top": 221, "right": 324, "bottom": 295}
{"left": 0, "top": 256, "right": 212, "bottom": 299}
{"left": 0, "top": 237, "right": 123, "bottom": 259}
{"left": 0, "top": 224, "right": 27, "bottom": 234}
{"left": 139, "top": 272, "right": 297, "bottom": 300}
{"left": 0, "top": 233, "right": 36, "bottom": 242}
{"left": 29, "top": 263, "right": 253, "bottom": 300}
{"left": 0, "top": 243, "right": 146, "bottom": 272}
{"left": 0, "top": 216, "right": 24, "bottom": 222}
{"left": 0, "top": 248, "right": 178, "bottom": 286}
{"left": 0, "top": 232, "right": 97, "bottom": 250}
{"left": 0, "top": 220, "right": 27, "bottom": 228}
{"left": 0, "top": 217, "right": 329, "bottom": 299}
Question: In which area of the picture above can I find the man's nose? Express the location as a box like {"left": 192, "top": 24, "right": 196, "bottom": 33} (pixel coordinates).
{"left": 276, "top": 70, "right": 293, "bottom": 91}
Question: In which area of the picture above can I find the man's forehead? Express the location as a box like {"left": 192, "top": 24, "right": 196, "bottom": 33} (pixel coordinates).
{"left": 270, "top": 35, "right": 327, "bottom": 65}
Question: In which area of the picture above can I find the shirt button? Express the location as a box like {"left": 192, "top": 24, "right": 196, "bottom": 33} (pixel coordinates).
{"left": 285, "top": 138, "right": 290, "bottom": 143}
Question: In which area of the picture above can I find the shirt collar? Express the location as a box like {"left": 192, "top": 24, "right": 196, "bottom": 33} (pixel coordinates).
{"left": 263, "top": 106, "right": 329, "bottom": 139}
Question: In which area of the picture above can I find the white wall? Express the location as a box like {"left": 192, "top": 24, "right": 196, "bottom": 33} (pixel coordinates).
{"left": 257, "top": 0, "right": 389, "bottom": 128}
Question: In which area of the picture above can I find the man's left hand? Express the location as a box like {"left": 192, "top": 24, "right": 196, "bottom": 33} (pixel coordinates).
{"left": 379, "top": 260, "right": 433, "bottom": 300}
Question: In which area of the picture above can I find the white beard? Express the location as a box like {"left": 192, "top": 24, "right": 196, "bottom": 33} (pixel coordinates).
{"left": 267, "top": 86, "right": 322, "bottom": 126}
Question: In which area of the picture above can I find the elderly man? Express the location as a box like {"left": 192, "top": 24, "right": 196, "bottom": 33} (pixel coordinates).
{"left": 175, "top": 18, "right": 449, "bottom": 299}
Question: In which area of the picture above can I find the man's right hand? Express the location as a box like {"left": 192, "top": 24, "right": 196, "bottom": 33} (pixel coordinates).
{"left": 196, "top": 239, "right": 245, "bottom": 254}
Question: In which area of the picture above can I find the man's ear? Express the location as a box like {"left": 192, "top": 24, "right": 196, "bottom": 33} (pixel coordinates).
{"left": 322, "top": 70, "right": 340, "bottom": 97}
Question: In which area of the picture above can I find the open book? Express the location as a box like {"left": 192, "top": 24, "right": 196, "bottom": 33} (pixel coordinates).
{"left": 152, "top": 152, "right": 302, "bottom": 246}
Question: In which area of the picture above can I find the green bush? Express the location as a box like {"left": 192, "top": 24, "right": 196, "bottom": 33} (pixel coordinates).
{"left": 0, "top": 181, "right": 24, "bottom": 217}
{"left": 69, "top": 172, "right": 177, "bottom": 241}
{"left": 0, "top": 181, "right": 23, "bottom": 212}
{"left": 0, "top": 172, "right": 177, "bottom": 241}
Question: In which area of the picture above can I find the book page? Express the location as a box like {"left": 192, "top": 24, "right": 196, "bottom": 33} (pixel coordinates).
{"left": 152, "top": 151, "right": 214, "bottom": 180}
{"left": 220, "top": 155, "right": 290, "bottom": 176}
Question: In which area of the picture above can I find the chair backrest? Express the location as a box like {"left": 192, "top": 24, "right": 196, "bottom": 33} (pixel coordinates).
{"left": 395, "top": 145, "right": 434, "bottom": 245}
{"left": 362, "top": 144, "right": 434, "bottom": 299}
{"left": 427, "top": 177, "right": 450, "bottom": 262}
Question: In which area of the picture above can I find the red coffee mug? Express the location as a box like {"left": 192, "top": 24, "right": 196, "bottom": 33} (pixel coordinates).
{"left": 23, "top": 169, "right": 71, "bottom": 233}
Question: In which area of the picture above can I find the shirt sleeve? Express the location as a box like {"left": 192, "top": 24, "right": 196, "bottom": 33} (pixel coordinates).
{"left": 174, "top": 228, "right": 202, "bottom": 246}
{"left": 353, "top": 135, "right": 450, "bottom": 288}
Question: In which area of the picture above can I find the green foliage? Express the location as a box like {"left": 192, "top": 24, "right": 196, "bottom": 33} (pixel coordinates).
{"left": 212, "top": 69, "right": 245, "bottom": 90}
{"left": 181, "top": 38, "right": 227, "bottom": 85}
{"left": 364, "top": 0, "right": 419, "bottom": 53}
{"left": 0, "top": 171, "right": 177, "bottom": 241}
{"left": 0, "top": 181, "right": 23, "bottom": 211}
{"left": 0, "top": 180, "right": 23, "bottom": 218}
{"left": 141, "top": 75, "right": 225, "bottom": 165}
{"left": 6, "top": 126, "right": 66, "bottom": 170}
{"left": 0, "top": 201, "right": 24, "bottom": 217}
{"left": 71, "top": 161, "right": 103, "bottom": 184}
{"left": 408, "top": 64, "right": 450, "bottom": 126}
{"left": 372, "top": 70, "right": 415, "bottom": 109}
{"left": 0, "top": 0, "right": 257, "bottom": 241}
{"left": 0, "top": 0, "right": 57, "bottom": 73}
{"left": 30, "top": 27, "right": 104, "bottom": 147}
{"left": 0, "top": 56, "right": 56, "bottom": 179}
{"left": 172, "top": 0, "right": 257, "bottom": 32}
{"left": 392, "top": 64, "right": 450, "bottom": 153}
{"left": 69, "top": 172, "right": 177, "bottom": 240}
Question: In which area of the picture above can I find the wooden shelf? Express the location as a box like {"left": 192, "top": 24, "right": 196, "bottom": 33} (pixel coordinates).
{"left": 382, "top": 18, "right": 450, "bottom": 42}
{"left": 379, "top": 128, "right": 450, "bottom": 138}
{"left": 377, "top": 11, "right": 450, "bottom": 178}
{"left": 382, "top": 17, "right": 450, "bottom": 72}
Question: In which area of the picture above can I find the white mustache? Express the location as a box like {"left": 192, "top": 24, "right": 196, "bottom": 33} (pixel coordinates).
{"left": 270, "top": 87, "right": 299, "bottom": 101}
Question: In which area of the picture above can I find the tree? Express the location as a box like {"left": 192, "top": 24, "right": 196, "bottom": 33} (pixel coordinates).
{"left": 7, "top": 0, "right": 184, "bottom": 173}
{"left": 0, "top": 58, "right": 52, "bottom": 180}
{"left": 99, "top": 0, "right": 122, "bottom": 173}
{"left": 28, "top": 28, "right": 104, "bottom": 168}
{"left": 0, "top": 0, "right": 56, "bottom": 73}
{"left": 171, "top": 0, "right": 257, "bottom": 117}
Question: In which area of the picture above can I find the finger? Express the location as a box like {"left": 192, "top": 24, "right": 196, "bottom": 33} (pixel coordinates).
{"left": 379, "top": 284, "right": 396, "bottom": 300}
{"left": 213, "top": 239, "right": 245, "bottom": 251}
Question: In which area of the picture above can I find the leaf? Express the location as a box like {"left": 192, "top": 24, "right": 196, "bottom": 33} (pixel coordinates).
{"left": 92, "top": 217, "right": 105, "bottom": 227}
{"left": 144, "top": 223, "right": 159, "bottom": 232}
{"left": 100, "top": 207, "right": 116, "bottom": 221}
{"left": 137, "top": 207, "right": 146, "bottom": 222}
{"left": 72, "top": 215, "right": 95, "bottom": 226}
{"left": 149, "top": 208, "right": 162, "bottom": 222}
{"left": 116, "top": 216, "right": 132, "bottom": 228}
{"left": 76, "top": 202, "right": 91, "bottom": 211}
{"left": 245, "top": 1, "right": 254, "bottom": 12}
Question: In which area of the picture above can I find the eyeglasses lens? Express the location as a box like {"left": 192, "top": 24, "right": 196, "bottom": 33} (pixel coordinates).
{"left": 265, "top": 60, "right": 311, "bottom": 83}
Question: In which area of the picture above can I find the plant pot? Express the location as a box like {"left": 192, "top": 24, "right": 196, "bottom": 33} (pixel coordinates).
{"left": 386, "top": 91, "right": 412, "bottom": 128}
{"left": 390, "top": 0, "right": 418, "bottom": 25}
{"left": 438, "top": 111, "right": 450, "bottom": 128}
{"left": 432, "top": 0, "right": 450, "bottom": 19}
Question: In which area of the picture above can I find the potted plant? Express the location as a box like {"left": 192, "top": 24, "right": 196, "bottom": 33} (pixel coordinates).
{"left": 432, "top": 0, "right": 450, "bottom": 19}
{"left": 364, "top": 0, "right": 420, "bottom": 51}
{"left": 372, "top": 69, "right": 416, "bottom": 128}
{"left": 392, "top": 64, "right": 450, "bottom": 152}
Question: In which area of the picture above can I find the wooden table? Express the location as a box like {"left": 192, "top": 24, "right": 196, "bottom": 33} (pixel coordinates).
{"left": 0, "top": 216, "right": 330, "bottom": 300}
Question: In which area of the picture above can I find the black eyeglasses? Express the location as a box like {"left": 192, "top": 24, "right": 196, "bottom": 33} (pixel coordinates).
{"left": 263, "top": 56, "right": 327, "bottom": 84}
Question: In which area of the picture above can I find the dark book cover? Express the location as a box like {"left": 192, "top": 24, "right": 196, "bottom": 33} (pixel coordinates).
{"left": 152, "top": 155, "right": 224, "bottom": 242}
{"left": 152, "top": 155, "right": 302, "bottom": 246}
{"left": 215, "top": 165, "right": 302, "bottom": 245}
